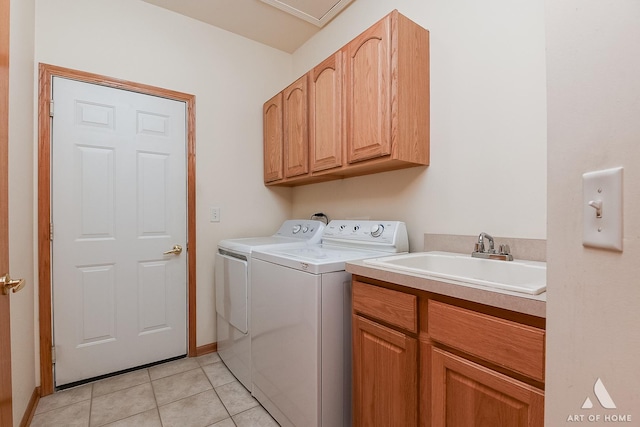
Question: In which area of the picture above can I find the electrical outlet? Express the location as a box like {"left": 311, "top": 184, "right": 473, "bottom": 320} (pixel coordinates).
{"left": 210, "top": 207, "right": 221, "bottom": 223}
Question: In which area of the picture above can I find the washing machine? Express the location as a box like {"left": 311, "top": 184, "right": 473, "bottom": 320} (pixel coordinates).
{"left": 215, "top": 219, "right": 325, "bottom": 391}
{"left": 250, "top": 220, "right": 408, "bottom": 427}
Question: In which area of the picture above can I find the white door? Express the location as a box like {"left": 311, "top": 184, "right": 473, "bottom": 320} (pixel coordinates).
{"left": 51, "top": 77, "right": 187, "bottom": 386}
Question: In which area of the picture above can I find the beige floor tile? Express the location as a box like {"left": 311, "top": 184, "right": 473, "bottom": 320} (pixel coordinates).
{"left": 202, "top": 361, "right": 236, "bottom": 387}
{"left": 232, "top": 405, "right": 280, "bottom": 427}
{"left": 196, "top": 352, "right": 221, "bottom": 366}
{"left": 208, "top": 418, "right": 236, "bottom": 427}
{"left": 158, "top": 389, "right": 229, "bottom": 427}
{"left": 152, "top": 367, "right": 212, "bottom": 406}
{"left": 102, "top": 408, "right": 162, "bottom": 427}
{"left": 90, "top": 382, "right": 156, "bottom": 426}
{"left": 31, "top": 400, "right": 91, "bottom": 427}
{"left": 215, "top": 380, "right": 259, "bottom": 416}
{"left": 35, "top": 383, "right": 93, "bottom": 414}
{"left": 148, "top": 357, "right": 200, "bottom": 380}
{"left": 93, "top": 369, "right": 150, "bottom": 397}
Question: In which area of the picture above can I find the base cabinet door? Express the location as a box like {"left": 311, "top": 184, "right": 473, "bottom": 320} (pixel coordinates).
{"left": 431, "top": 347, "right": 544, "bottom": 427}
{"left": 353, "top": 315, "right": 417, "bottom": 427}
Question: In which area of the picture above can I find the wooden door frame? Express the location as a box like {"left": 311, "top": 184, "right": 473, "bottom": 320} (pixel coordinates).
{"left": 37, "top": 63, "right": 197, "bottom": 396}
{"left": 0, "top": 0, "right": 12, "bottom": 423}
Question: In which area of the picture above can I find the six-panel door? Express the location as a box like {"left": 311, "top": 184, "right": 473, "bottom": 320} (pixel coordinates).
{"left": 51, "top": 77, "right": 188, "bottom": 386}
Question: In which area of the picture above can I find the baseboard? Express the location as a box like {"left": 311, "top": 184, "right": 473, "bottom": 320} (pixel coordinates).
{"left": 195, "top": 342, "right": 217, "bottom": 356}
{"left": 19, "top": 386, "right": 40, "bottom": 427}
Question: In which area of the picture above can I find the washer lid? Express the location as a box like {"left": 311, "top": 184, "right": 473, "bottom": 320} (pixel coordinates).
{"left": 218, "top": 236, "right": 308, "bottom": 255}
{"left": 252, "top": 244, "right": 390, "bottom": 274}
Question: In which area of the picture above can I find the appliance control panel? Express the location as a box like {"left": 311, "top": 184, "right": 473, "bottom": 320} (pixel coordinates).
{"left": 322, "top": 220, "right": 409, "bottom": 253}
{"left": 274, "top": 219, "right": 326, "bottom": 239}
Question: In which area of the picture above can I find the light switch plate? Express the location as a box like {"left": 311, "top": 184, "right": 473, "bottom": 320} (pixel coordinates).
{"left": 582, "top": 167, "right": 623, "bottom": 251}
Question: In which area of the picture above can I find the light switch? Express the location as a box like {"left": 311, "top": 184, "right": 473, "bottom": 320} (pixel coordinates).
{"left": 582, "top": 167, "right": 623, "bottom": 251}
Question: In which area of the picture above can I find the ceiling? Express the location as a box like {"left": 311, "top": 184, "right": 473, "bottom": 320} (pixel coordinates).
{"left": 141, "top": 0, "right": 354, "bottom": 53}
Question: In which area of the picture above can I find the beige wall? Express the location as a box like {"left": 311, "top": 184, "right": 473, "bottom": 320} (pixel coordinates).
{"left": 290, "top": 0, "right": 548, "bottom": 250}
{"left": 9, "top": 0, "right": 36, "bottom": 423}
{"left": 18, "top": 0, "right": 640, "bottom": 422}
{"left": 34, "top": 0, "right": 294, "bottom": 347}
{"left": 545, "top": 0, "right": 640, "bottom": 423}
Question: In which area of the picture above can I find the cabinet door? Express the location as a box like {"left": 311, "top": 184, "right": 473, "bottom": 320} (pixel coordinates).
{"left": 431, "top": 348, "right": 544, "bottom": 427}
{"left": 263, "top": 92, "right": 283, "bottom": 182}
{"left": 309, "top": 52, "right": 343, "bottom": 172}
{"left": 344, "top": 13, "right": 391, "bottom": 163}
{"left": 353, "top": 315, "right": 417, "bottom": 427}
{"left": 283, "top": 75, "right": 309, "bottom": 178}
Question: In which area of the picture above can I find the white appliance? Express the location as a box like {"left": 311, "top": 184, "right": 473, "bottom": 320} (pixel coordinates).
{"left": 215, "top": 220, "right": 325, "bottom": 391}
{"left": 250, "top": 220, "right": 409, "bottom": 427}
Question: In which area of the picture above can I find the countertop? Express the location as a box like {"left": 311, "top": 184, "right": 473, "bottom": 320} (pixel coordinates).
{"left": 346, "top": 259, "right": 546, "bottom": 318}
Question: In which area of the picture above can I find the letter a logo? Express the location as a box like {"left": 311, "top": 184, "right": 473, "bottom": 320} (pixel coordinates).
{"left": 581, "top": 378, "right": 616, "bottom": 409}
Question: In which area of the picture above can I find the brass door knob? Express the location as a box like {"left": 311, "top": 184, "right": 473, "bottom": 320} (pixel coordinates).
{"left": 163, "top": 244, "right": 183, "bottom": 255}
{"left": 1, "top": 273, "right": 26, "bottom": 295}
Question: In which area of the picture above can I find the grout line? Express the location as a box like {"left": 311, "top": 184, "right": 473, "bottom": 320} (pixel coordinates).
{"left": 87, "top": 383, "right": 93, "bottom": 427}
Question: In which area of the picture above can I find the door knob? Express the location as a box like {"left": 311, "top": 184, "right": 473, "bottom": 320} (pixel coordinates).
{"left": 1, "top": 273, "right": 26, "bottom": 295}
{"left": 163, "top": 244, "right": 183, "bottom": 255}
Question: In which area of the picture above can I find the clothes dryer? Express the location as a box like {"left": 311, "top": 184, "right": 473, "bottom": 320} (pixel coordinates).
{"left": 215, "top": 219, "right": 325, "bottom": 391}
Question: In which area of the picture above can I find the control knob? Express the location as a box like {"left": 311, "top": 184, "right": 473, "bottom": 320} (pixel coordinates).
{"left": 370, "top": 224, "right": 384, "bottom": 237}
{"left": 292, "top": 225, "right": 301, "bottom": 234}
{"left": 302, "top": 226, "right": 309, "bottom": 233}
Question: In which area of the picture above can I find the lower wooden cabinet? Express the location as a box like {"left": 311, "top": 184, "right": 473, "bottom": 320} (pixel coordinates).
{"left": 351, "top": 276, "right": 545, "bottom": 426}
{"left": 431, "top": 348, "right": 544, "bottom": 427}
{"left": 352, "top": 314, "right": 418, "bottom": 427}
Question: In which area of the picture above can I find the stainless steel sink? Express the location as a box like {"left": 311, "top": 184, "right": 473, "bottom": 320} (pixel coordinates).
{"left": 363, "top": 251, "right": 546, "bottom": 295}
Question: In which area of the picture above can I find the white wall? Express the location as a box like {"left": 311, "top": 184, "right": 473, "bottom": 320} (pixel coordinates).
{"left": 290, "top": 0, "right": 547, "bottom": 250}
{"left": 34, "top": 0, "right": 294, "bottom": 347}
{"left": 9, "top": 0, "right": 36, "bottom": 423}
{"left": 545, "top": 0, "right": 640, "bottom": 423}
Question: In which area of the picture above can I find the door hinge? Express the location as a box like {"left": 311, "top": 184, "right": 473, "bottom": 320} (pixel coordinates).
{"left": 49, "top": 100, "right": 54, "bottom": 117}
{"left": 51, "top": 346, "right": 56, "bottom": 364}
{"left": 49, "top": 223, "right": 54, "bottom": 241}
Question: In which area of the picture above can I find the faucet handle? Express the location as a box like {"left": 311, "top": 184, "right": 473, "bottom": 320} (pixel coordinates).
{"left": 499, "top": 244, "right": 511, "bottom": 255}
{"left": 474, "top": 242, "right": 483, "bottom": 253}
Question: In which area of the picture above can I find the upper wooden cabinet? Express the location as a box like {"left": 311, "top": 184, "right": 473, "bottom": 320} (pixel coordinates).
{"left": 263, "top": 10, "right": 430, "bottom": 186}
{"left": 344, "top": 10, "right": 429, "bottom": 166}
{"left": 283, "top": 75, "right": 309, "bottom": 178}
{"left": 310, "top": 52, "right": 343, "bottom": 173}
{"left": 263, "top": 92, "right": 283, "bottom": 183}
{"left": 344, "top": 12, "right": 392, "bottom": 163}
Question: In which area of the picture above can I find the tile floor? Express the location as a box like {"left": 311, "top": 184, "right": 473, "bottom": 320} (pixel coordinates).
{"left": 31, "top": 353, "right": 280, "bottom": 427}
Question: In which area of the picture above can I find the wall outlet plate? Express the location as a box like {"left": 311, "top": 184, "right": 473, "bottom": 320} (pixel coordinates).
{"left": 582, "top": 167, "right": 623, "bottom": 251}
{"left": 210, "top": 207, "right": 221, "bottom": 223}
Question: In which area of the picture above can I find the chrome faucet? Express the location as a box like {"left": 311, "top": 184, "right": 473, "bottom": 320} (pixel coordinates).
{"left": 472, "top": 232, "right": 513, "bottom": 261}
{"left": 477, "top": 232, "right": 494, "bottom": 253}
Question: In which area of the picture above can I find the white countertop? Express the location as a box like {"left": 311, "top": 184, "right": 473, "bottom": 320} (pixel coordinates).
{"left": 346, "top": 259, "right": 546, "bottom": 318}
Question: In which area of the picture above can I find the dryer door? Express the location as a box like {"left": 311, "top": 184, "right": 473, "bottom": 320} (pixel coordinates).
{"left": 215, "top": 252, "right": 248, "bottom": 334}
